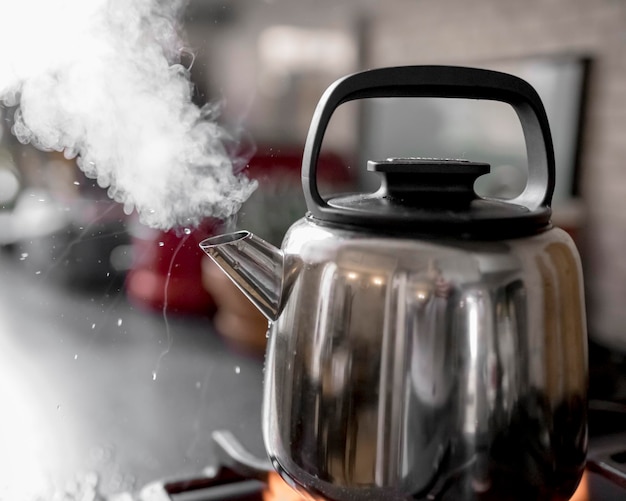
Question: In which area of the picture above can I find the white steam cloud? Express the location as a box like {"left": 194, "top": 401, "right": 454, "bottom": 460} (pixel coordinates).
{"left": 0, "top": 0, "right": 256, "bottom": 230}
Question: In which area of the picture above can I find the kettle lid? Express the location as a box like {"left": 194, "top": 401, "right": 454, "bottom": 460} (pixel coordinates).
{"left": 302, "top": 66, "right": 556, "bottom": 239}
{"left": 322, "top": 157, "right": 550, "bottom": 237}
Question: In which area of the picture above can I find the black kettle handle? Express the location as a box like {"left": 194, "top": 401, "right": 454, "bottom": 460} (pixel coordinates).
{"left": 302, "top": 65, "right": 555, "bottom": 220}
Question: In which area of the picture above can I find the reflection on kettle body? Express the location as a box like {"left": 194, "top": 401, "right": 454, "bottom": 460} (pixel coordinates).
{"left": 402, "top": 264, "right": 455, "bottom": 493}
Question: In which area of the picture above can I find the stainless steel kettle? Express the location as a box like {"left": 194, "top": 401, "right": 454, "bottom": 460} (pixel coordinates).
{"left": 200, "top": 66, "right": 587, "bottom": 501}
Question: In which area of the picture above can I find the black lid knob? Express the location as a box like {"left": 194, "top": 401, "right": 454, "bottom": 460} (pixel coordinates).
{"left": 368, "top": 158, "right": 490, "bottom": 209}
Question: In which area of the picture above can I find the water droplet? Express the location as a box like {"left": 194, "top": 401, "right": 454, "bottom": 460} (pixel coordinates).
{"left": 234, "top": 366, "right": 241, "bottom": 374}
{"left": 204, "top": 466, "right": 218, "bottom": 478}
{"left": 19, "top": 252, "right": 28, "bottom": 260}
{"left": 35, "top": 270, "right": 41, "bottom": 275}
{"left": 56, "top": 404, "right": 61, "bottom": 411}
{"left": 91, "top": 323, "right": 96, "bottom": 329}
{"left": 73, "top": 181, "right": 80, "bottom": 186}
{"left": 74, "top": 354, "right": 78, "bottom": 360}
{"left": 152, "top": 371, "right": 157, "bottom": 381}
{"left": 184, "top": 228, "right": 191, "bottom": 235}
{"left": 117, "top": 318, "right": 123, "bottom": 327}
{"left": 158, "top": 241, "right": 165, "bottom": 247}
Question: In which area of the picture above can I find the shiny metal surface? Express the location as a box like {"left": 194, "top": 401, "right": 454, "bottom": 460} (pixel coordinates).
{"left": 201, "top": 231, "right": 295, "bottom": 322}
{"left": 261, "top": 217, "right": 587, "bottom": 500}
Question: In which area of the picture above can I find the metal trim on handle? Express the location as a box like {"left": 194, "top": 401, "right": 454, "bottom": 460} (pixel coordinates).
{"left": 301, "top": 65, "right": 555, "bottom": 221}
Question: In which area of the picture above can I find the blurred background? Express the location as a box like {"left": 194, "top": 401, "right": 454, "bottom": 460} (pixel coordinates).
{"left": 0, "top": 0, "right": 625, "bottom": 499}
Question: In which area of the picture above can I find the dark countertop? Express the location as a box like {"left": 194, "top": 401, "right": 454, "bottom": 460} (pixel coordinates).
{"left": 0, "top": 248, "right": 265, "bottom": 499}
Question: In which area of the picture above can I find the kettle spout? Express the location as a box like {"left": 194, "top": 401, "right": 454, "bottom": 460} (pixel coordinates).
{"left": 199, "top": 231, "right": 298, "bottom": 322}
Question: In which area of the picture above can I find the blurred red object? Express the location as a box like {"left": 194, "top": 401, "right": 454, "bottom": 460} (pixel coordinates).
{"left": 245, "top": 145, "right": 352, "bottom": 183}
{"left": 127, "top": 146, "right": 353, "bottom": 318}
{"left": 236, "top": 146, "right": 354, "bottom": 246}
{"left": 126, "top": 218, "right": 221, "bottom": 315}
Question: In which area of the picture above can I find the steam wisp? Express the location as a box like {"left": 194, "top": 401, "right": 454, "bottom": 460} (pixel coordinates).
{"left": 0, "top": 0, "right": 256, "bottom": 230}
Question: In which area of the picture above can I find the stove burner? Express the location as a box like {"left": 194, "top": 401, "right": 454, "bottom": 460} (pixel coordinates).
{"left": 133, "top": 430, "right": 626, "bottom": 501}
{"left": 137, "top": 430, "right": 304, "bottom": 501}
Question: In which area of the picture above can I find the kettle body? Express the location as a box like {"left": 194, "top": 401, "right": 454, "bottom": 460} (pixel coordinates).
{"left": 263, "top": 218, "right": 586, "bottom": 500}
{"left": 201, "top": 66, "right": 588, "bottom": 500}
